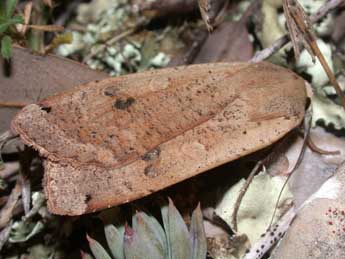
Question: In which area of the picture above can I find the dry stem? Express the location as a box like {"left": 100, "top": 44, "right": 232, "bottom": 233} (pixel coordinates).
{"left": 251, "top": 0, "right": 345, "bottom": 62}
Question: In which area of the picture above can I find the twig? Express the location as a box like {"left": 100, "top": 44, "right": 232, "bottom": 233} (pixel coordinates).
{"left": 0, "top": 131, "right": 15, "bottom": 144}
{"left": 284, "top": 0, "right": 345, "bottom": 109}
{"left": 250, "top": 0, "right": 344, "bottom": 62}
{"left": 310, "top": 0, "right": 345, "bottom": 23}
{"left": 0, "top": 180, "right": 22, "bottom": 229}
{"left": 0, "top": 222, "right": 12, "bottom": 251}
{"left": 0, "top": 102, "right": 28, "bottom": 108}
{"left": 0, "top": 162, "right": 20, "bottom": 179}
{"left": 198, "top": 0, "right": 229, "bottom": 32}
{"left": 0, "top": 131, "right": 18, "bottom": 166}
{"left": 83, "top": 18, "right": 148, "bottom": 62}
{"left": 18, "top": 148, "right": 35, "bottom": 216}
{"left": 311, "top": 40, "right": 345, "bottom": 108}
{"left": 232, "top": 160, "right": 264, "bottom": 232}
{"left": 307, "top": 136, "right": 341, "bottom": 155}
{"left": 19, "top": 173, "right": 31, "bottom": 216}
{"left": 231, "top": 130, "right": 297, "bottom": 232}
{"left": 244, "top": 207, "right": 296, "bottom": 259}
{"left": 250, "top": 35, "right": 289, "bottom": 62}
{"left": 269, "top": 106, "right": 312, "bottom": 228}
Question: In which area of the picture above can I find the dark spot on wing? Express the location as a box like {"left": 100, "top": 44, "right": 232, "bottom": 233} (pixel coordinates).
{"left": 104, "top": 86, "right": 119, "bottom": 97}
{"left": 144, "top": 165, "right": 158, "bottom": 177}
{"left": 114, "top": 97, "right": 135, "bottom": 110}
{"left": 142, "top": 147, "right": 161, "bottom": 161}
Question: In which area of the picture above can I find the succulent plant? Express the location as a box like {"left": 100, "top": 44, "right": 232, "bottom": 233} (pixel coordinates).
{"left": 86, "top": 198, "right": 207, "bottom": 259}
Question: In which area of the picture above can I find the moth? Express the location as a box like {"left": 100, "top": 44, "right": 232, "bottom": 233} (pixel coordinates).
{"left": 11, "top": 62, "right": 306, "bottom": 215}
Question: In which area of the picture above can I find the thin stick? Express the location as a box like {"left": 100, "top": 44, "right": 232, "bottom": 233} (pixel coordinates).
{"left": 0, "top": 102, "right": 28, "bottom": 108}
{"left": 269, "top": 107, "right": 312, "bottom": 228}
{"left": 312, "top": 42, "right": 345, "bottom": 108}
{"left": 307, "top": 136, "right": 340, "bottom": 155}
{"left": 284, "top": 0, "right": 345, "bottom": 109}
{"left": 0, "top": 222, "right": 12, "bottom": 251}
{"left": 0, "top": 131, "right": 17, "bottom": 165}
{"left": 231, "top": 130, "right": 296, "bottom": 232}
{"left": 251, "top": 0, "right": 344, "bottom": 62}
{"left": 232, "top": 160, "right": 263, "bottom": 232}
{"left": 244, "top": 207, "right": 296, "bottom": 259}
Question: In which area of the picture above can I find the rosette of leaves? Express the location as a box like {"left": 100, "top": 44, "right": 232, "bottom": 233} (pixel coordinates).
{"left": 87, "top": 199, "right": 207, "bottom": 259}
{"left": 0, "top": 0, "right": 23, "bottom": 59}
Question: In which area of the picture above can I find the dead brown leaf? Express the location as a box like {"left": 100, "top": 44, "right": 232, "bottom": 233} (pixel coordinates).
{"left": 140, "top": 0, "right": 197, "bottom": 17}
{"left": 241, "top": 127, "right": 345, "bottom": 259}
{"left": 193, "top": 21, "right": 253, "bottom": 63}
{"left": 285, "top": 127, "right": 345, "bottom": 208}
{"left": 0, "top": 46, "right": 108, "bottom": 135}
{"left": 270, "top": 161, "right": 345, "bottom": 259}
{"left": 193, "top": 0, "right": 258, "bottom": 63}
{"left": 332, "top": 10, "right": 345, "bottom": 48}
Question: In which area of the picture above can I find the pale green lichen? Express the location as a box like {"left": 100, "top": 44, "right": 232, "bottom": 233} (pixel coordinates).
{"left": 298, "top": 0, "right": 333, "bottom": 36}
{"left": 260, "top": 0, "right": 345, "bottom": 130}
{"left": 57, "top": 0, "right": 173, "bottom": 76}
{"left": 312, "top": 95, "right": 345, "bottom": 130}
{"left": 261, "top": 0, "right": 285, "bottom": 48}
{"left": 295, "top": 40, "right": 345, "bottom": 131}
{"left": 296, "top": 39, "right": 333, "bottom": 88}
{"left": 8, "top": 192, "right": 47, "bottom": 243}
{"left": 9, "top": 221, "right": 44, "bottom": 243}
{"left": 260, "top": 0, "right": 332, "bottom": 64}
{"left": 215, "top": 171, "right": 293, "bottom": 245}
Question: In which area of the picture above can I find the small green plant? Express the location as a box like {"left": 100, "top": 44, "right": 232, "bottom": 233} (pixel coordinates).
{"left": 0, "top": 0, "right": 23, "bottom": 59}
{"left": 87, "top": 199, "right": 207, "bottom": 259}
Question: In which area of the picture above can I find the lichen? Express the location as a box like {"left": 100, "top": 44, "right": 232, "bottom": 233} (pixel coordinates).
{"left": 215, "top": 171, "right": 293, "bottom": 245}
{"left": 56, "top": 0, "right": 184, "bottom": 76}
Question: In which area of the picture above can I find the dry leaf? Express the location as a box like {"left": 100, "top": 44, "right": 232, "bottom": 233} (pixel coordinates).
{"left": 193, "top": 21, "right": 253, "bottom": 63}
{"left": 270, "top": 161, "right": 345, "bottom": 259}
{"left": 288, "top": 127, "right": 345, "bottom": 208}
{"left": 0, "top": 46, "right": 108, "bottom": 135}
{"left": 140, "top": 0, "right": 197, "bottom": 17}
{"left": 244, "top": 126, "right": 345, "bottom": 259}
{"left": 194, "top": 0, "right": 258, "bottom": 63}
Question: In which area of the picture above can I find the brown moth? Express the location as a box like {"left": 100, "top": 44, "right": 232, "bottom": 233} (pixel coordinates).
{"left": 11, "top": 62, "right": 306, "bottom": 215}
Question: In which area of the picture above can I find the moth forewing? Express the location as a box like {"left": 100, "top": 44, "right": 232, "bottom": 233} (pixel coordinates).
{"left": 11, "top": 62, "right": 306, "bottom": 215}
